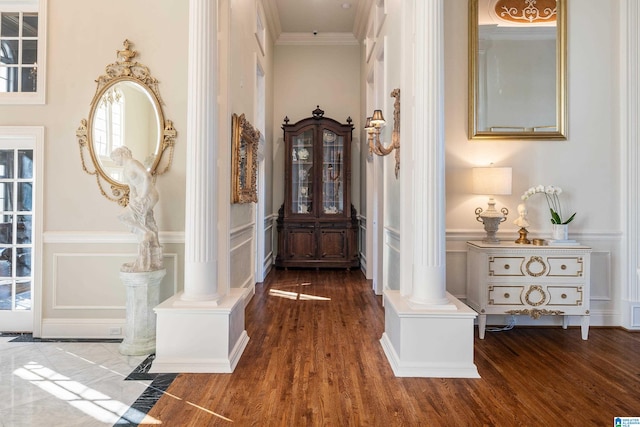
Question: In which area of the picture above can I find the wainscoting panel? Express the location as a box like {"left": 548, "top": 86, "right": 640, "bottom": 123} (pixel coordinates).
{"left": 384, "top": 227, "right": 400, "bottom": 291}
{"left": 590, "top": 250, "right": 612, "bottom": 301}
{"left": 263, "top": 214, "right": 277, "bottom": 278}
{"left": 52, "top": 253, "right": 178, "bottom": 310}
{"left": 40, "top": 232, "right": 183, "bottom": 338}
{"left": 631, "top": 304, "right": 640, "bottom": 328}
{"left": 446, "top": 250, "right": 467, "bottom": 299}
{"left": 230, "top": 222, "right": 255, "bottom": 295}
{"left": 359, "top": 215, "right": 367, "bottom": 273}
{"left": 53, "top": 253, "right": 132, "bottom": 309}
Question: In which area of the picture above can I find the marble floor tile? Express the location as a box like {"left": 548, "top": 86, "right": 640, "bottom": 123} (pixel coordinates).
{"left": 0, "top": 336, "right": 173, "bottom": 427}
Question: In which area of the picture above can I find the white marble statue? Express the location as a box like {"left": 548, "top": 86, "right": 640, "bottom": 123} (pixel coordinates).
{"left": 111, "top": 146, "right": 163, "bottom": 272}
{"left": 513, "top": 203, "right": 530, "bottom": 228}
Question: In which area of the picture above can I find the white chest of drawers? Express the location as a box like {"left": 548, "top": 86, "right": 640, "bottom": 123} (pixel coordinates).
{"left": 466, "top": 241, "right": 591, "bottom": 340}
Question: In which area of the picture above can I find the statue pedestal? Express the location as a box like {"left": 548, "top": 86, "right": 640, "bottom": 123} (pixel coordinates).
{"left": 119, "top": 269, "right": 166, "bottom": 356}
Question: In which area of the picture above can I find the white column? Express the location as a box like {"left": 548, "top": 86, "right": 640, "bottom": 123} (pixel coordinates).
{"left": 182, "top": 0, "right": 220, "bottom": 302}
{"left": 379, "top": 0, "right": 478, "bottom": 378}
{"left": 405, "top": 0, "right": 448, "bottom": 306}
{"left": 151, "top": 0, "right": 249, "bottom": 373}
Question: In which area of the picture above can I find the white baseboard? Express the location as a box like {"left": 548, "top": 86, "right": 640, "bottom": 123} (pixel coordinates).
{"left": 40, "top": 318, "right": 125, "bottom": 339}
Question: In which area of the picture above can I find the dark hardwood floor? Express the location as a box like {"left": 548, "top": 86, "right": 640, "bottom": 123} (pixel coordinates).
{"left": 143, "top": 268, "right": 640, "bottom": 426}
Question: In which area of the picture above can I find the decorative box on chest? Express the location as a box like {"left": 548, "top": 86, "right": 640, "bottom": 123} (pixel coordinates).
{"left": 466, "top": 241, "right": 591, "bottom": 340}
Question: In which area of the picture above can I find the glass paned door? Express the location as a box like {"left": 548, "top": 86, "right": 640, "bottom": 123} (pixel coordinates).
{"left": 291, "top": 129, "right": 313, "bottom": 215}
{"left": 0, "top": 148, "right": 33, "bottom": 317}
{"left": 322, "top": 129, "right": 344, "bottom": 214}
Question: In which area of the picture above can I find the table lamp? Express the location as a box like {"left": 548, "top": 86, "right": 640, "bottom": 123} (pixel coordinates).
{"left": 472, "top": 166, "right": 512, "bottom": 243}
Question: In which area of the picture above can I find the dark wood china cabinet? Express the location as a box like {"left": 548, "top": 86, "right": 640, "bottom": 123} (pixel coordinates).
{"left": 275, "top": 107, "right": 359, "bottom": 269}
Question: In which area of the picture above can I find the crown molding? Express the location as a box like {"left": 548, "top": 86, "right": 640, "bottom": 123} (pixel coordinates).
{"left": 276, "top": 32, "right": 359, "bottom": 46}
{"left": 353, "top": 0, "right": 372, "bottom": 41}
{"left": 262, "top": 0, "right": 282, "bottom": 42}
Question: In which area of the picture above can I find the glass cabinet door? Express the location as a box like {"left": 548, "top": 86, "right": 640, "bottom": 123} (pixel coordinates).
{"left": 321, "top": 129, "right": 344, "bottom": 215}
{"left": 291, "top": 129, "right": 314, "bottom": 215}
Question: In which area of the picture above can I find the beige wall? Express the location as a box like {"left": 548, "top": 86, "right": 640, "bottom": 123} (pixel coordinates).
{"left": 49, "top": 1, "right": 188, "bottom": 233}
{"left": 445, "top": 0, "right": 619, "bottom": 234}
{"left": 0, "top": 0, "right": 278, "bottom": 337}
{"left": 359, "top": 0, "right": 403, "bottom": 289}
{"left": 0, "top": 0, "right": 190, "bottom": 337}
{"left": 228, "top": 0, "right": 275, "bottom": 289}
{"left": 272, "top": 44, "right": 362, "bottom": 215}
{"left": 443, "top": 0, "right": 621, "bottom": 325}
{"left": 357, "top": 0, "right": 621, "bottom": 326}
{"left": 0, "top": 1, "right": 189, "bottom": 231}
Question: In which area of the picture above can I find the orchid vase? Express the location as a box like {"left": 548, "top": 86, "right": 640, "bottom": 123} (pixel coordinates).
{"left": 552, "top": 224, "right": 569, "bottom": 241}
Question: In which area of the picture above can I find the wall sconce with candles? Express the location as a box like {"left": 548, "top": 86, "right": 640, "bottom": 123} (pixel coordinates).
{"left": 472, "top": 165, "right": 512, "bottom": 243}
{"left": 365, "top": 88, "right": 401, "bottom": 178}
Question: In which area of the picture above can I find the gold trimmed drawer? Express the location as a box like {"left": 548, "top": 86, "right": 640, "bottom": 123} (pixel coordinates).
{"left": 489, "top": 257, "right": 525, "bottom": 276}
{"left": 547, "top": 285, "right": 584, "bottom": 306}
{"left": 488, "top": 285, "right": 525, "bottom": 305}
{"left": 547, "top": 257, "right": 584, "bottom": 277}
{"left": 466, "top": 241, "right": 592, "bottom": 340}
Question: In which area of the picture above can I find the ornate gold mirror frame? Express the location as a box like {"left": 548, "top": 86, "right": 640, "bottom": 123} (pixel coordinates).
{"left": 77, "top": 39, "right": 177, "bottom": 206}
{"left": 469, "top": 0, "right": 567, "bottom": 140}
{"left": 231, "top": 113, "right": 259, "bottom": 203}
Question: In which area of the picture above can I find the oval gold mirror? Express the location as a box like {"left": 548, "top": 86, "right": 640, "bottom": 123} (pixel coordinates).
{"left": 469, "top": 0, "right": 566, "bottom": 140}
{"left": 77, "top": 40, "right": 177, "bottom": 205}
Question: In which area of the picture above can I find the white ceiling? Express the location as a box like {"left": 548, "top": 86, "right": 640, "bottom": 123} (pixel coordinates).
{"left": 265, "top": 0, "right": 369, "bottom": 39}
{"left": 274, "top": 0, "right": 361, "bottom": 33}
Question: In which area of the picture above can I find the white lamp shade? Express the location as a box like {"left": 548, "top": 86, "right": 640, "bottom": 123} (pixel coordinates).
{"left": 472, "top": 167, "right": 512, "bottom": 196}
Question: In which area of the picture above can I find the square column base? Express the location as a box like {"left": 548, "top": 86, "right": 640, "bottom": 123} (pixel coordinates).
{"left": 380, "top": 290, "right": 480, "bottom": 378}
{"left": 150, "top": 288, "right": 249, "bottom": 373}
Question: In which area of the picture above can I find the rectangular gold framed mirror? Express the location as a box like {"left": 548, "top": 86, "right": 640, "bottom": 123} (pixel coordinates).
{"left": 468, "top": 0, "right": 566, "bottom": 140}
{"left": 231, "top": 113, "right": 260, "bottom": 203}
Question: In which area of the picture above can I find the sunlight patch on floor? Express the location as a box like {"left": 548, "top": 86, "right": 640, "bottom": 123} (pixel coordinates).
{"left": 13, "top": 362, "right": 161, "bottom": 425}
{"left": 156, "top": 390, "right": 234, "bottom": 423}
{"left": 269, "top": 282, "right": 331, "bottom": 301}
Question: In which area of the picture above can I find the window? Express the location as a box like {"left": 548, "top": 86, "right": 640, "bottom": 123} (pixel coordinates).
{"left": 93, "top": 86, "right": 125, "bottom": 158}
{"left": 0, "top": 0, "right": 46, "bottom": 104}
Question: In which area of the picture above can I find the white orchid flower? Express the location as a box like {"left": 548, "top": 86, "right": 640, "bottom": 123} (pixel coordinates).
{"left": 518, "top": 184, "right": 575, "bottom": 224}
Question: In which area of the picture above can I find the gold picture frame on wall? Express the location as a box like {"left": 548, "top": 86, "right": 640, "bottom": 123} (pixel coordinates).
{"left": 231, "top": 113, "right": 260, "bottom": 203}
{"left": 468, "top": 0, "right": 567, "bottom": 140}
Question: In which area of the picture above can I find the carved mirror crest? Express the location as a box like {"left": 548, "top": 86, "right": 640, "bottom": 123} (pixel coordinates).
{"left": 231, "top": 113, "right": 259, "bottom": 204}
{"left": 77, "top": 39, "right": 177, "bottom": 206}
